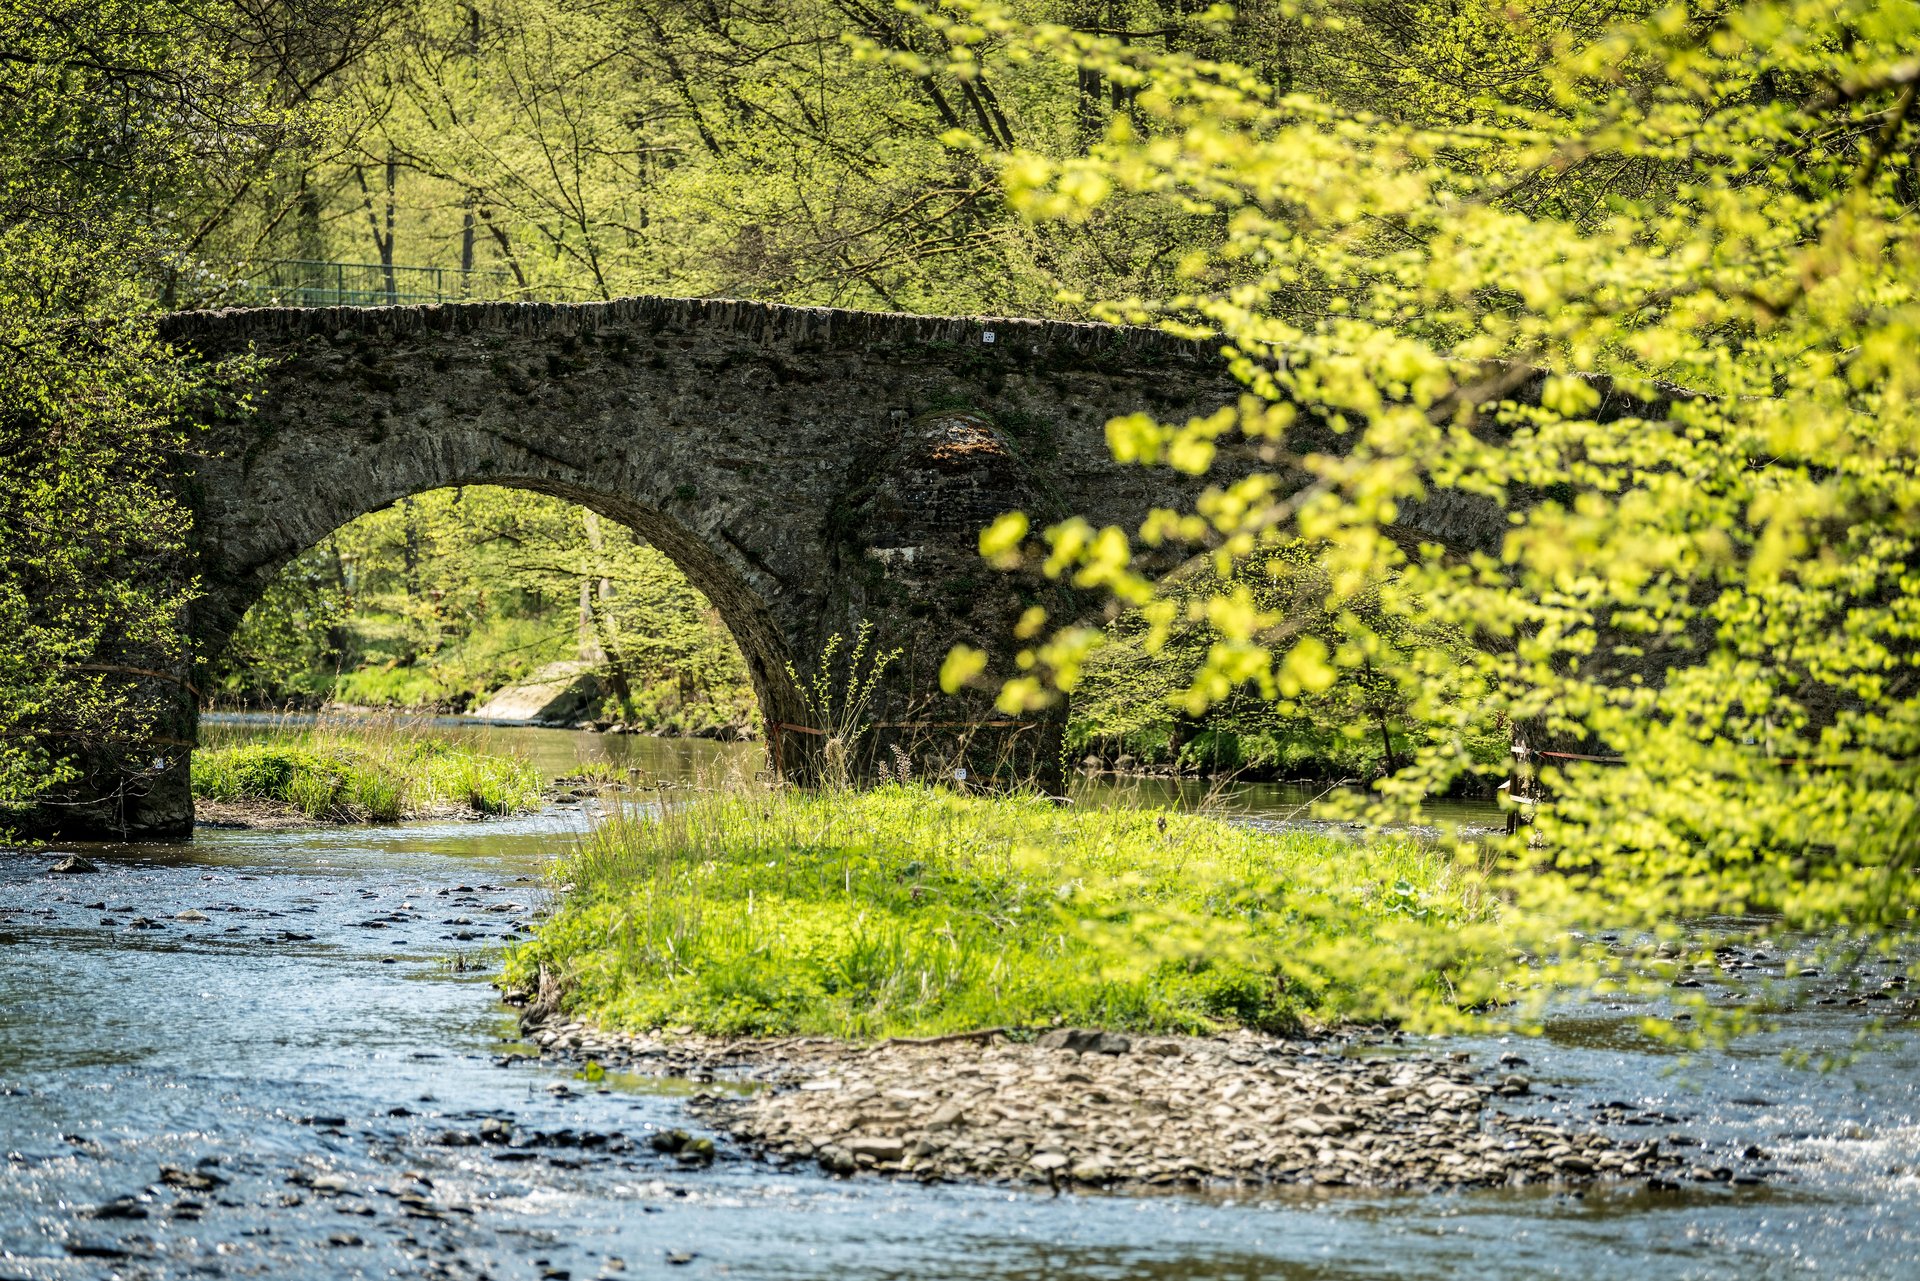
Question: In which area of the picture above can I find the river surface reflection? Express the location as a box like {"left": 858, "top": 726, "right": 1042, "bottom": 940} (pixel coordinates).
{"left": 199, "top": 712, "right": 1504, "bottom": 834}
{"left": 2, "top": 728, "right": 1914, "bottom": 1279}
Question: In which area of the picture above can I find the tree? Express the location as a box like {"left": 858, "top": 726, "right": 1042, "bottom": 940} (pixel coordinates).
{"left": 937, "top": 0, "right": 1920, "bottom": 965}
{"left": 0, "top": 0, "right": 275, "bottom": 830}
{"left": 178, "top": 0, "right": 1351, "bottom": 314}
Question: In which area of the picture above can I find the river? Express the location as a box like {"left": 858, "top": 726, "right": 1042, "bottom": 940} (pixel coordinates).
{"left": 2, "top": 728, "right": 1915, "bottom": 1279}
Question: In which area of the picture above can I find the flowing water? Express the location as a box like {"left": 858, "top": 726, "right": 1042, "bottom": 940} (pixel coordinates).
{"left": 2, "top": 728, "right": 1916, "bottom": 1279}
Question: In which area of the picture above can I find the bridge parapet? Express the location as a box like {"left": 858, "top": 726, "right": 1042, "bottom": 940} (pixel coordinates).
{"left": 158, "top": 294, "right": 1221, "bottom": 366}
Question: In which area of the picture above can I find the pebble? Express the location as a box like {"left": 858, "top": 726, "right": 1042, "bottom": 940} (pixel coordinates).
{"left": 845, "top": 1136, "right": 905, "bottom": 1163}
{"left": 85, "top": 1197, "right": 149, "bottom": 1220}
{"left": 1037, "top": 1028, "right": 1132, "bottom": 1055}
{"left": 159, "top": 1165, "right": 228, "bottom": 1191}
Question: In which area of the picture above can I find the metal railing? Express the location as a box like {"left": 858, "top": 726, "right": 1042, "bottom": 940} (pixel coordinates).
{"left": 159, "top": 258, "right": 547, "bottom": 310}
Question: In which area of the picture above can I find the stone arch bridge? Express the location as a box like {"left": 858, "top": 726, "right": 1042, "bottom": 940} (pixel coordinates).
{"left": 65, "top": 295, "right": 1518, "bottom": 837}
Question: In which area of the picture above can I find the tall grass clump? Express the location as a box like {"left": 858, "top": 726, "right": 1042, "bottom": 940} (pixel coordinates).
{"left": 505, "top": 787, "right": 1529, "bottom": 1039}
{"left": 193, "top": 719, "right": 542, "bottom": 821}
{"left": 782, "top": 623, "right": 901, "bottom": 789}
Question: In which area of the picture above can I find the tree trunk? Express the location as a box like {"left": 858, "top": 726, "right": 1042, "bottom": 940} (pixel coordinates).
{"left": 577, "top": 579, "right": 600, "bottom": 661}
{"left": 381, "top": 152, "right": 398, "bottom": 302}
{"left": 581, "top": 511, "right": 636, "bottom": 722}
{"left": 1362, "top": 658, "right": 1401, "bottom": 775}
{"left": 400, "top": 497, "right": 421, "bottom": 598}
{"left": 460, "top": 191, "right": 476, "bottom": 297}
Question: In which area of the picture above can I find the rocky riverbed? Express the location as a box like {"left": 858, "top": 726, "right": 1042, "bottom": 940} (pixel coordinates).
{"left": 514, "top": 1015, "right": 1786, "bottom": 1193}
{"left": 11, "top": 793, "right": 1920, "bottom": 1279}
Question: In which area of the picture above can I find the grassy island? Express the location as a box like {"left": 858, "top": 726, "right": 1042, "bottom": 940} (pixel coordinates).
{"left": 506, "top": 788, "right": 1513, "bottom": 1039}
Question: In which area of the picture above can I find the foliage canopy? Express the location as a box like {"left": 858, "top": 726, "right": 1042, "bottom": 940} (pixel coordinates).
{"left": 0, "top": 0, "right": 278, "bottom": 820}
{"left": 933, "top": 0, "right": 1920, "bottom": 957}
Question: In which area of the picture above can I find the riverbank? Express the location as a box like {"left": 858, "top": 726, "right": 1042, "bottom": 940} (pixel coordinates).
{"left": 192, "top": 725, "right": 543, "bottom": 824}
{"left": 494, "top": 779, "right": 1866, "bottom": 1197}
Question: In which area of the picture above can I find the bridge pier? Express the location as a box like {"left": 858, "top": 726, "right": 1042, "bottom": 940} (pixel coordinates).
{"left": 788, "top": 406, "right": 1076, "bottom": 791}
{"left": 19, "top": 672, "right": 198, "bottom": 841}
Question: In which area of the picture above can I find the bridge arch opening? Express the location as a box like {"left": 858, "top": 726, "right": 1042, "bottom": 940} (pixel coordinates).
{"left": 198, "top": 481, "right": 803, "bottom": 755}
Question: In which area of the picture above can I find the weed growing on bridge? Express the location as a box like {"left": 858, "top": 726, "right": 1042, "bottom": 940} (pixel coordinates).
{"left": 503, "top": 786, "right": 1522, "bottom": 1039}
{"left": 783, "top": 625, "right": 903, "bottom": 789}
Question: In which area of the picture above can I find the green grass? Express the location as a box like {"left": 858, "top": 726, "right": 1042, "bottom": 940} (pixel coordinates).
{"left": 505, "top": 787, "right": 1518, "bottom": 1039}
{"left": 328, "top": 613, "right": 566, "bottom": 711}
{"left": 193, "top": 724, "right": 543, "bottom": 822}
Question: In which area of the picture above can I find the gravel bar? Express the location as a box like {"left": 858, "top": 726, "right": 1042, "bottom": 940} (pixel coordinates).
{"left": 516, "top": 1014, "right": 1737, "bottom": 1192}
